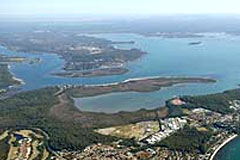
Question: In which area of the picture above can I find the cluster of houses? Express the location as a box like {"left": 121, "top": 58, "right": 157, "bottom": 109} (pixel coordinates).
{"left": 143, "top": 117, "right": 187, "bottom": 144}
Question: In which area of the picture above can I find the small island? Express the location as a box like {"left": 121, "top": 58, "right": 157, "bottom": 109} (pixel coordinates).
{"left": 112, "top": 41, "right": 135, "bottom": 44}
{"left": 189, "top": 41, "right": 202, "bottom": 45}
{"left": 28, "top": 57, "right": 41, "bottom": 65}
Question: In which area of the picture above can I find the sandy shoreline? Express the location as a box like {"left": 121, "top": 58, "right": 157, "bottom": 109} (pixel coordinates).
{"left": 7, "top": 64, "right": 25, "bottom": 86}
{"left": 122, "top": 76, "right": 215, "bottom": 83}
{"left": 12, "top": 76, "right": 25, "bottom": 85}
{"left": 210, "top": 134, "right": 238, "bottom": 160}
{"left": 83, "top": 76, "right": 215, "bottom": 88}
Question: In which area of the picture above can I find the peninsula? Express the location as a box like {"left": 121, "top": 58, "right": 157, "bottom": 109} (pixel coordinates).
{"left": 65, "top": 76, "right": 216, "bottom": 98}
{"left": 0, "top": 32, "right": 146, "bottom": 77}
{"left": 0, "top": 55, "right": 26, "bottom": 63}
{"left": 0, "top": 64, "right": 22, "bottom": 89}
{"left": 0, "top": 55, "right": 26, "bottom": 92}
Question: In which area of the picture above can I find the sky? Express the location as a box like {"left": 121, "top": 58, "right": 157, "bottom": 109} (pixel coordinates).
{"left": 1, "top": 0, "right": 240, "bottom": 16}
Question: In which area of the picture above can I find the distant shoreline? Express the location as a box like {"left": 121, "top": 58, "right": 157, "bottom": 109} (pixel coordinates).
{"left": 12, "top": 76, "right": 25, "bottom": 85}
{"left": 210, "top": 134, "right": 238, "bottom": 160}
{"left": 8, "top": 65, "right": 25, "bottom": 87}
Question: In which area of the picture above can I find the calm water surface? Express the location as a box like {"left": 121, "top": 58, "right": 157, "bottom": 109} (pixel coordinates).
{"left": 214, "top": 136, "right": 240, "bottom": 160}
{"left": 1, "top": 33, "right": 240, "bottom": 112}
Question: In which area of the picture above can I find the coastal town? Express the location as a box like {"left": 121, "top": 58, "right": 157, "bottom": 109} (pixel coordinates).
{"left": 1, "top": 88, "right": 240, "bottom": 160}
{"left": 40, "top": 96, "right": 238, "bottom": 160}
{"left": 58, "top": 96, "right": 240, "bottom": 160}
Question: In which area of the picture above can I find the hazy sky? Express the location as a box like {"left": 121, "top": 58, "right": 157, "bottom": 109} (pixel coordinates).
{"left": 1, "top": 0, "right": 240, "bottom": 16}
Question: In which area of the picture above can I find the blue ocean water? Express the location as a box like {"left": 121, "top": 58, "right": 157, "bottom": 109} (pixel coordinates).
{"left": 214, "top": 136, "right": 240, "bottom": 160}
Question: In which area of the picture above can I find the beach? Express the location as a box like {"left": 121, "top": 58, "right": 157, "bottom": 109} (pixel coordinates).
{"left": 210, "top": 134, "right": 238, "bottom": 160}
{"left": 12, "top": 76, "right": 25, "bottom": 85}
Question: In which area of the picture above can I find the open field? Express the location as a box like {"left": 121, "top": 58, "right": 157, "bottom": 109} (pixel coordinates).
{"left": 96, "top": 121, "right": 160, "bottom": 140}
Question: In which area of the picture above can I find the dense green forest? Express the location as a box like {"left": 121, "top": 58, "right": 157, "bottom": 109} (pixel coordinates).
{"left": 0, "top": 85, "right": 239, "bottom": 151}
{"left": 158, "top": 126, "right": 213, "bottom": 154}
{"left": 165, "top": 89, "right": 240, "bottom": 115}
{"left": 0, "top": 87, "right": 158, "bottom": 151}
{"left": 181, "top": 89, "right": 240, "bottom": 114}
{"left": 0, "top": 64, "right": 20, "bottom": 88}
{"left": 0, "top": 87, "right": 118, "bottom": 150}
{"left": 0, "top": 137, "right": 10, "bottom": 160}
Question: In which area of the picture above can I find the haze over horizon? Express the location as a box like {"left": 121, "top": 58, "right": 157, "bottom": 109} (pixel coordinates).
{"left": 1, "top": 0, "right": 240, "bottom": 17}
